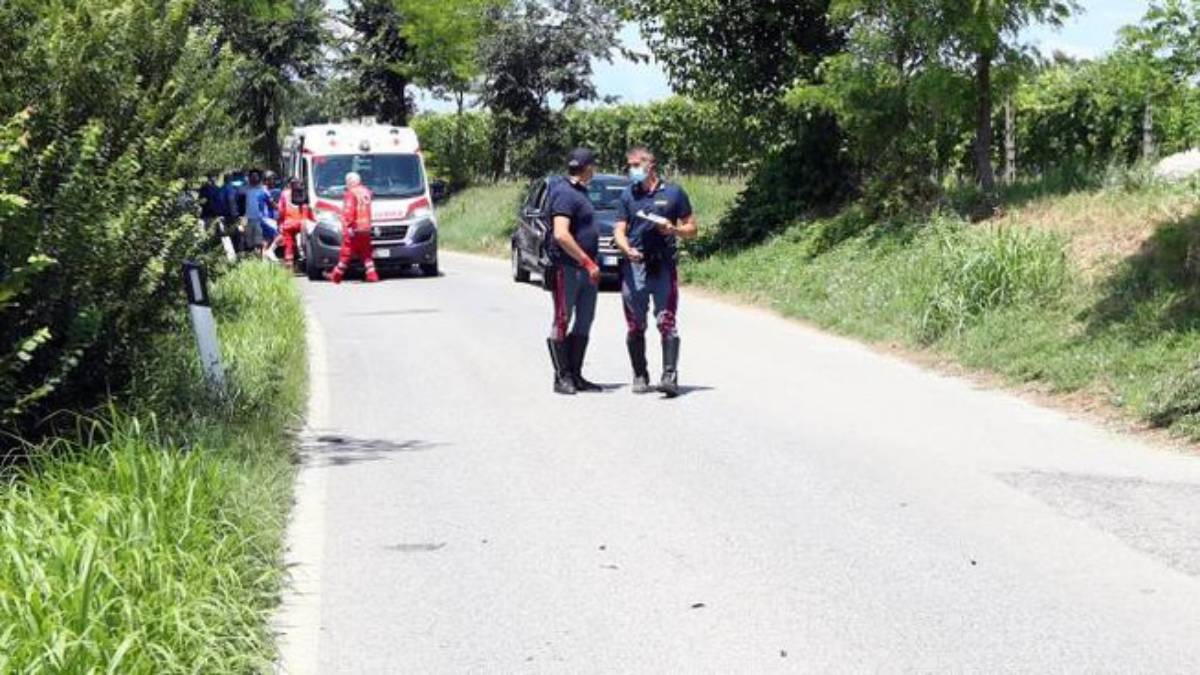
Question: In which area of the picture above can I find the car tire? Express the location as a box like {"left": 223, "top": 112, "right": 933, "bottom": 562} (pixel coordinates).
{"left": 420, "top": 261, "right": 439, "bottom": 277}
{"left": 512, "top": 245, "right": 531, "bottom": 283}
{"left": 306, "top": 241, "right": 324, "bottom": 281}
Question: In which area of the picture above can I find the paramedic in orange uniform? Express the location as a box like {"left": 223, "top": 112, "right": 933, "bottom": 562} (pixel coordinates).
{"left": 326, "top": 171, "right": 379, "bottom": 284}
{"left": 275, "top": 177, "right": 314, "bottom": 268}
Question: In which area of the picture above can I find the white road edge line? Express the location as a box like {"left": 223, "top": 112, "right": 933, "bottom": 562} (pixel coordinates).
{"left": 274, "top": 301, "right": 331, "bottom": 674}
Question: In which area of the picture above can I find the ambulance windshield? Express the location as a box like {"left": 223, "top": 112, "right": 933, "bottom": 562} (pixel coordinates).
{"left": 313, "top": 154, "right": 425, "bottom": 200}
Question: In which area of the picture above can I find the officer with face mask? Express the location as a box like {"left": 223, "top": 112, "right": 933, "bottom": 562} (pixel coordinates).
{"left": 613, "top": 146, "right": 699, "bottom": 397}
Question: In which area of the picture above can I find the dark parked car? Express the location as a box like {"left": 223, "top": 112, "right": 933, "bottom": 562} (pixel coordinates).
{"left": 511, "top": 174, "right": 628, "bottom": 287}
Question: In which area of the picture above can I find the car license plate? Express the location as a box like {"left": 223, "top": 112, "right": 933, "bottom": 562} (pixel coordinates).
{"left": 374, "top": 248, "right": 391, "bottom": 259}
{"left": 602, "top": 255, "right": 619, "bottom": 266}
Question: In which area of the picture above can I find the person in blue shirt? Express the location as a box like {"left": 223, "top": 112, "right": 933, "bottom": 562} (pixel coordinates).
{"left": 261, "top": 171, "right": 282, "bottom": 257}
{"left": 546, "top": 148, "right": 604, "bottom": 396}
{"left": 242, "top": 170, "right": 271, "bottom": 258}
{"left": 613, "top": 146, "right": 699, "bottom": 397}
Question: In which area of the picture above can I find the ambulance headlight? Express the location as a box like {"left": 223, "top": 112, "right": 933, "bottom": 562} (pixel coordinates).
{"left": 410, "top": 217, "right": 436, "bottom": 243}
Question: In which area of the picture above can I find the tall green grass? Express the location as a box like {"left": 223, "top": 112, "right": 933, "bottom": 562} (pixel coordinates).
{"left": 436, "top": 182, "right": 525, "bottom": 256}
{"left": 0, "top": 262, "right": 305, "bottom": 672}
{"left": 911, "top": 221, "right": 1070, "bottom": 342}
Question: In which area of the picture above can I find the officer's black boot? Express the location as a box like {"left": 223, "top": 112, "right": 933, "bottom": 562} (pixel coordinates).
{"left": 659, "top": 336, "right": 681, "bottom": 398}
{"left": 627, "top": 334, "right": 653, "bottom": 394}
{"left": 568, "top": 335, "right": 603, "bottom": 393}
{"left": 547, "top": 338, "right": 576, "bottom": 395}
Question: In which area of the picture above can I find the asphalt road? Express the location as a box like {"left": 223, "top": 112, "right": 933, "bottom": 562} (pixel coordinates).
{"left": 276, "top": 251, "right": 1200, "bottom": 673}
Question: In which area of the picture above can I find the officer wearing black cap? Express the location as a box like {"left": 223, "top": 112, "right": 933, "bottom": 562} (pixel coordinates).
{"left": 546, "top": 148, "right": 603, "bottom": 395}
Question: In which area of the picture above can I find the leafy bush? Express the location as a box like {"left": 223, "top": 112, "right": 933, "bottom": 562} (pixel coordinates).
{"left": 0, "top": 0, "right": 245, "bottom": 444}
{"left": 412, "top": 111, "right": 495, "bottom": 187}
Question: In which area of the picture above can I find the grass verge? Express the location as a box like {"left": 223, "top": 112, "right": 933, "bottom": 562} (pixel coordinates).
{"left": 0, "top": 262, "right": 305, "bottom": 672}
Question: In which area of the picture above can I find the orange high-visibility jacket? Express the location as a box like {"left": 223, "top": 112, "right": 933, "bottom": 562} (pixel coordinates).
{"left": 342, "top": 184, "right": 373, "bottom": 234}
{"left": 279, "top": 188, "right": 314, "bottom": 228}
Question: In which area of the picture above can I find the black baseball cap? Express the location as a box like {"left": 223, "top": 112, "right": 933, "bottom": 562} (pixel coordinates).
{"left": 567, "top": 148, "right": 596, "bottom": 171}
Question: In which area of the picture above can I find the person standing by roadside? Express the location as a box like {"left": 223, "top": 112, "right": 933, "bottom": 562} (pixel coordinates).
{"left": 260, "top": 171, "right": 282, "bottom": 258}
{"left": 242, "top": 170, "right": 271, "bottom": 258}
{"left": 219, "top": 172, "right": 244, "bottom": 251}
{"left": 613, "top": 147, "right": 698, "bottom": 397}
{"left": 326, "top": 172, "right": 379, "bottom": 284}
{"left": 198, "top": 173, "right": 222, "bottom": 234}
{"left": 546, "top": 148, "right": 603, "bottom": 396}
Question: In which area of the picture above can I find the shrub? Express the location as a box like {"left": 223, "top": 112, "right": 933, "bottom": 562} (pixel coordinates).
{"left": 0, "top": 0, "right": 245, "bottom": 445}
{"left": 692, "top": 112, "right": 854, "bottom": 255}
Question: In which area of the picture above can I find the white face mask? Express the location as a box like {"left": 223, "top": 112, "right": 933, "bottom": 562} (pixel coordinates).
{"left": 629, "top": 166, "right": 648, "bottom": 184}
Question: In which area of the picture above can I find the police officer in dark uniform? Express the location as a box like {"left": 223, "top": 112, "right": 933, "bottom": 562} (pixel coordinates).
{"left": 614, "top": 146, "right": 698, "bottom": 397}
{"left": 546, "top": 148, "right": 603, "bottom": 396}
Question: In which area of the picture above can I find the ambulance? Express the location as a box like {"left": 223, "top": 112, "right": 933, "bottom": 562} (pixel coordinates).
{"left": 285, "top": 121, "right": 439, "bottom": 280}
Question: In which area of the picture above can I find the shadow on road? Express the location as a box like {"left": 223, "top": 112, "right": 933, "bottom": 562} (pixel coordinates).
{"left": 665, "top": 385, "right": 715, "bottom": 398}
{"left": 300, "top": 434, "right": 440, "bottom": 468}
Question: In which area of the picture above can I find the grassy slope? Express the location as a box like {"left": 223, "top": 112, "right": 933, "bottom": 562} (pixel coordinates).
{"left": 686, "top": 182, "right": 1200, "bottom": 439}
{"left": 0, "top": 262, "right": 305, "bottom": 672}
{"left": 440, "top": 176, "right": 1200, "bottom": 440}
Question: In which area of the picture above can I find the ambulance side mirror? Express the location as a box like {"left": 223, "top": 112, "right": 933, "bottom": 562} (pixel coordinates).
{"left": 430, "top": 179, "right": 449, "bottom": 204}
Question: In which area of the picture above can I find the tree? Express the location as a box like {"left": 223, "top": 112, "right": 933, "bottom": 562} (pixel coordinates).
{"left": 943, "top": 0, "right": 1076, "bottom": 195}
{"left": 620, "top": 0, "right": 842, "bottom": 111}
{"left": 1117, "top": 0, "right": 1200, "bottom": 161}
{"left": 477, "top": 0, "right": 622, "bottom": 177}
{"left": 342, "top": 0, "right": 415, "bottom": 126}
{"left": 788, "top": 1, "right": 969, "bottom": 211}
{"left": 201, "top": 0, "right": 327, "bottom": 169}
{"left": 402, "top": 0, "right": 499, "bottom": 103}
{"left": 402, "top": 0, "right": 503, "bottom": 185}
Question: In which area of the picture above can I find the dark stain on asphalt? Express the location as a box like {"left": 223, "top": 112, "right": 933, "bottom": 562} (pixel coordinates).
{"left": 601, "top": 564, "right": 619, "bottom": 570}
{"left": 386, "top": 542, "right": 447, "bottom": 553}
{"left": 691, "top": 603, "right": 706, "bottom": 609}
{"left": 303, "top": 435, "right": 439, "bottom": 467}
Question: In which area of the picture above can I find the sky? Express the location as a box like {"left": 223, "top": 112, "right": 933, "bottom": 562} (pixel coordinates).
{"left": 409, "top": 2, "right": 1153, "bottom": 113}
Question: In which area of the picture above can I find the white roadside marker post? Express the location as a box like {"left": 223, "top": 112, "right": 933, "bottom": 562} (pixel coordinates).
{"left": 220, "top": 233, "right": 238, "bottom": 263}
{"left": 183, "top": 261, "right": 226, "bottom": 391}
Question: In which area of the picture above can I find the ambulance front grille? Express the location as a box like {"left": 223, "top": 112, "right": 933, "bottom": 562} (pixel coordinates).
{"left": 373, "top": 224, "right": 408, "bottom": 241}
